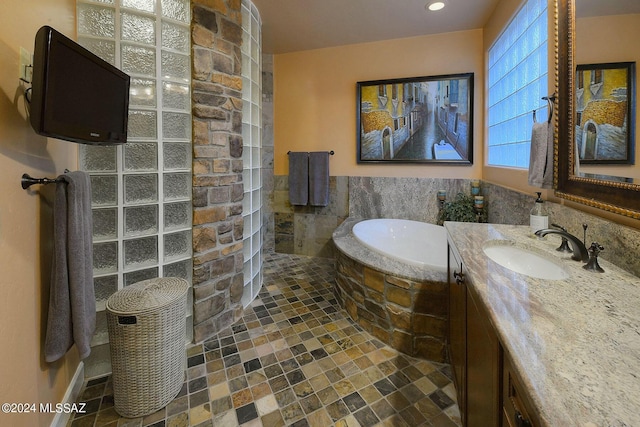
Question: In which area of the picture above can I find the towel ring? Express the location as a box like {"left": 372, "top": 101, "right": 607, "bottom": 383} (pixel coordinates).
{"left": 542, "top": 93, "right": 556, "bottom": 124}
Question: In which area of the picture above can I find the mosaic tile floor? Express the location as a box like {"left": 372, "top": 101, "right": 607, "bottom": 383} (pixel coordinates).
{"left": 68, "top": 253, "right": 461, "bottom": 427}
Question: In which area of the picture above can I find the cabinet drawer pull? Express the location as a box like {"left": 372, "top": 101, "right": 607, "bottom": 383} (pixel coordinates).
{"left": 515, "top": 410, "right": 532, "bottom": 427}
{"left": 453, "top": 270, "right": 465, "bottom": 285}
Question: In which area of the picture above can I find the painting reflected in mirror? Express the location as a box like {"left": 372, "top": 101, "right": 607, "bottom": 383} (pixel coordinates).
{"left": 575, "top": 62, "right": 635, "bottom": 165}
{"left": 356, "top": 73, "right": 474, "bottom": 164}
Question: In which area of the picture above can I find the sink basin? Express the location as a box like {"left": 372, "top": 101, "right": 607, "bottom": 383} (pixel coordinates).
{"left": 483, "top": 243, "right": 570, "bottom": 280}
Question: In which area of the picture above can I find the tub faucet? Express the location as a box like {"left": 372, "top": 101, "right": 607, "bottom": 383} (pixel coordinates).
{"left": 534, "top": 228, "right": 589, "bottom": 262}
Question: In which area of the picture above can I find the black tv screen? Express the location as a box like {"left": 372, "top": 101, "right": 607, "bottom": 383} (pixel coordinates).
{"left": 29, "top": 26, "right": 130, "bottom": 145}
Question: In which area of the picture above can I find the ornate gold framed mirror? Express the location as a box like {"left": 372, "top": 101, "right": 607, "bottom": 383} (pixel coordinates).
{"left": 555, "top": 0, "right": 640, "bottom": 219}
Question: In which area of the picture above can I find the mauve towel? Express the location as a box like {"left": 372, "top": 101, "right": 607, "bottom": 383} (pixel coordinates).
{"left": 309, "top": 151, "right": 330, "bottom": 206}
{"left": 528, "top": 121, "right": 554, "bottom": 188}
{"left": 45, "top": 171, "right": 95, "bottom": 363}
{"left": 288, "top": 152, "right": 309, "bottom": 205}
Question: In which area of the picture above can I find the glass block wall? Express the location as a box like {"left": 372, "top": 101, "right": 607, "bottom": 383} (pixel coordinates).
{"left": 77, "top": 0, "right": 192, "bottom": 371}
{"left": 241, "top": 0, "right": 263, "bottom": 307}
{"left": 487, "top": 0, "right": 548, "bottom": 168}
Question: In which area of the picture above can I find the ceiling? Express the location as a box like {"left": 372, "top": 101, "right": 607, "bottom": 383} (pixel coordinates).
{"left": 251, "top": 0, "right": 640, "bottom": 54}
{"left": 251, "top": 0, "right": 501, "bottom": 54}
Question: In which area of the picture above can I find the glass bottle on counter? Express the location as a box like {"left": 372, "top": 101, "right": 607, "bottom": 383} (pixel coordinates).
{"left": 530, "top": 192, "right": 548, "bottom": 234}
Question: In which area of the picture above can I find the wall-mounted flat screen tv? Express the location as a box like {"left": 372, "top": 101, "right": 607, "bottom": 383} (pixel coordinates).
{"left": 29, "top": 26, "right": 130, "bottom": 145}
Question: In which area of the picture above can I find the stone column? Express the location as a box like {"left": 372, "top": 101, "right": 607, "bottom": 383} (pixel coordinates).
{"left": 191, "top": 0, "right": 244, "bottom": 342}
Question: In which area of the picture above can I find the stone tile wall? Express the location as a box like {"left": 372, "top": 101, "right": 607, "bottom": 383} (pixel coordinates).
{"left": 262, "top": 54, "right": 275, "bottom": 253}
{"left": 272, "top": 175, "right": 349, "bottom": 258}
{"left": 267, "top": 174, "right": 640, "bottom": 276}
{"left": 334, "top": 250, "right": 448, "bottom": 362}
{"left": 191, "top": 0, "right": 245, "bottom": 343}
{"left": 270, "top": 176, "right": 482, "bottom": 258}
{"left": 349, "top": 176, "right": 477, "bottom": 222}
{"left": 482, "top": 182, "right": 640, "bottom": 277}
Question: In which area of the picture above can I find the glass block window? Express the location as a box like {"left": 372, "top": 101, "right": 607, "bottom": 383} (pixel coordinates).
{"left": 241, "top": 0, "right": 263, "bottom": 308}
{"left": 487, "top": 0, "right": 548, "bottom": 168}
{"left": 77, "top": 0, "right": 192, "bottom": 336}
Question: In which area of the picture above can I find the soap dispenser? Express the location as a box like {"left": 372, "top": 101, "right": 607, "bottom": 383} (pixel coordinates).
{"left": 530, "top": 192, "right": 549, "bottom": 234}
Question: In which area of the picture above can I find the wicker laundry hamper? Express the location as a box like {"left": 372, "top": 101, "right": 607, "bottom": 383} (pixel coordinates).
{"left": 106, "top": 277, "right": 189, "bottom": 418}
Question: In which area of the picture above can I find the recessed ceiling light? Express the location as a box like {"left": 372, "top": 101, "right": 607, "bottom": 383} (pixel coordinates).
{"left": 427, "top": 1, "right": 445, "bottom": 11}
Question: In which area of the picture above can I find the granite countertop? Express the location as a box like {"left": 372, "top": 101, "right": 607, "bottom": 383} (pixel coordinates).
{"left": 444, "top": 222, "right": 640, "bottom": 427}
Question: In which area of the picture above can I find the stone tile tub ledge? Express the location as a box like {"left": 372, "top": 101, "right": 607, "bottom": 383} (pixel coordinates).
{"left": 445, "top": 221, "right": 640, "bottom": 427}
{"left": 332, "top": 217, "right": 447, "bottom": 283}
{"left": 333, "top": 217, "right": 449, "bottom": 362}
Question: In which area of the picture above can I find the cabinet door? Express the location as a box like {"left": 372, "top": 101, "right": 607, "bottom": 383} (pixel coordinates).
{"left": 448, "top": 244, "right": 466, "bottom": 420}
{"left": 466, "top": 288, "right": 500, "bottom": 427}
{"left": 502, "top": 353, "right": 540, "bottom": 427}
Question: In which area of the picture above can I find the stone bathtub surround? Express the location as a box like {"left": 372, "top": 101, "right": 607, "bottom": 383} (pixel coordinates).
{"left": 332, "top": 218, "right": 448, "bottom": 362}
{"left": 446, "top": 222, "right": 640, "bottom": 426}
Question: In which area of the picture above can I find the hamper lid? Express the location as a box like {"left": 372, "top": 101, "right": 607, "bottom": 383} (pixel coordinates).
{"left": 106, "top": 277, "right": 189, "bottom": 314}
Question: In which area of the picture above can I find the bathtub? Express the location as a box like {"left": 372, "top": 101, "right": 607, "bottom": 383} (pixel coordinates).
{"left": 352, "top": 218, "right": 447, "bottom": 271}
{"left": 332, "top": 218, "right": 449, "bottom": 362}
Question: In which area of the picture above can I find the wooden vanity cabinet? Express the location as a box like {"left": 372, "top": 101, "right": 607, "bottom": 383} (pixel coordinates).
{"left": 448, "top": 243, "right": 501, "bottom": 427}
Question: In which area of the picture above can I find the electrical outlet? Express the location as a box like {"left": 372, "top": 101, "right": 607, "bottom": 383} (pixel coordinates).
{"left": 19, "top": 47, "right": 32, "bottom": 83}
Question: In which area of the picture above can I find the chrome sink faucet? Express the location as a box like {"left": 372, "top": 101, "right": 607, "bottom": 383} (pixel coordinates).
{"left": 534, "top": 228, "right": 589, "bottom": 262}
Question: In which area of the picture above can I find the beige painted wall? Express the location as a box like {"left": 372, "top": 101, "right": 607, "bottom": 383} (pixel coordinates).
{"left": 0, "top": 1, "right": 80, "bottom": 426}
{"left": 271, "top": 1, "right": 640, "bottom": 230}
{"left": 273, "top": 29, "right": 484, "bottom": 178}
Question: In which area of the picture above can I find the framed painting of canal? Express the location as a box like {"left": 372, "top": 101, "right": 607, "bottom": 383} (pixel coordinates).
{"left": 356, "top": 73, "right": 474, "bottom": 164}
{"left": 575, "top": 62, "right": 635, "bottom": 165}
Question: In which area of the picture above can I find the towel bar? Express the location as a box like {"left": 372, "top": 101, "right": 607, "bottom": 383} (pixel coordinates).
{"left": 21, "top": 173, "right": 65, "bottom": 189}
{"left": 287, "top": 150, "right": 334, "bottom": 155}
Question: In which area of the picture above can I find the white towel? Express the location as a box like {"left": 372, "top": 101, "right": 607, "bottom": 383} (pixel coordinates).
{"left": 45, "top": 171, "right": 95, "bottom": 363}
{"left": 528, "top": 121, "right": 554, "bottom": 188}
